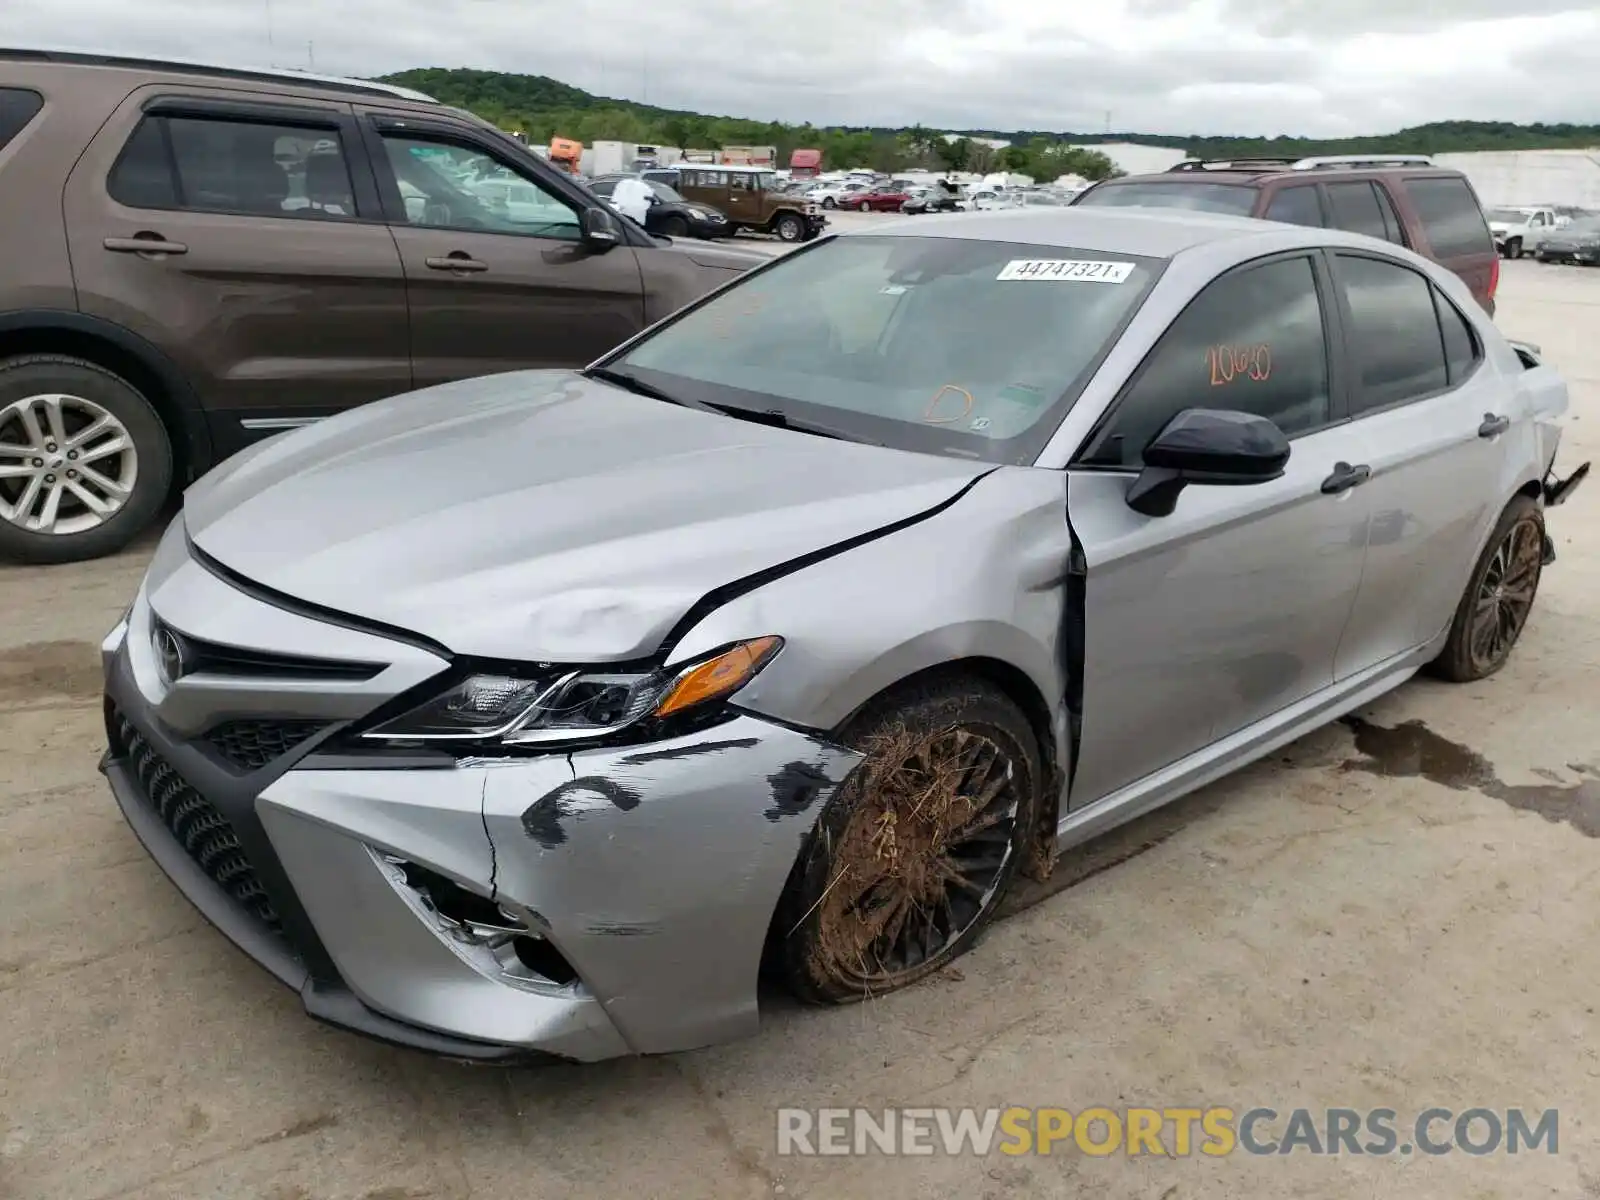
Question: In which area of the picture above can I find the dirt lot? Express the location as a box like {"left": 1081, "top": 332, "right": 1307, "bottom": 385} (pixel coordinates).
{"left": 1, "top": 258, "right": 1596, "bottom": 1200}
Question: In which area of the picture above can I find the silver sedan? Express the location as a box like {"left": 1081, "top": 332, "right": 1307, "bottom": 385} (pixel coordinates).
{"left": 102, "top": 208, "right": 1589, "bottom": 1061}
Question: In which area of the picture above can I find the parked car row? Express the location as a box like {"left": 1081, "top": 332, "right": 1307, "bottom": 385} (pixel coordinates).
{"left": 0, "top": 49, "right": 769, "bottom": 562}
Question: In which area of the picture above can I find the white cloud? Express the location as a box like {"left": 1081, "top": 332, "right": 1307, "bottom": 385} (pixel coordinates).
{"left": 3, "top": 0, "right": 1597, "bottom": 136}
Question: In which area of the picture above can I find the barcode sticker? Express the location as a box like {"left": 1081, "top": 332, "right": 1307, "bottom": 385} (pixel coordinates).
{"left": 996, "top": 259, "right": 1135, "bottom": 283}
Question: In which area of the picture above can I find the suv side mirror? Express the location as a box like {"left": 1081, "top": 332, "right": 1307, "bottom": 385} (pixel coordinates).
{"left": 581, "top": 207, "right": 622, "bottom": 252}
{"left": 1126, "top": 408, "right": 1290, "bottom": 517}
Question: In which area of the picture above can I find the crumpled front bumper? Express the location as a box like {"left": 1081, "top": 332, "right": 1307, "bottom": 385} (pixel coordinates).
{"left": 100, "top": 537, "right": 861, "bottom": 1062}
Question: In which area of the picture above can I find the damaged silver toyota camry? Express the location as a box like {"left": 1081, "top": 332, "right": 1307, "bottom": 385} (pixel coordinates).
{"left": 102, "top": 208, "right": 1589, "bottom": 1062}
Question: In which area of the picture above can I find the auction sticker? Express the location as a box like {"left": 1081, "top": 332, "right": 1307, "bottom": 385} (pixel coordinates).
{"left": 996, "top": 259, "right": 1135, "bottom": 283}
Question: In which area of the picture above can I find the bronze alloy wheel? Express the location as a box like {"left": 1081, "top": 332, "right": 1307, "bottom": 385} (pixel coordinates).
{"left": 776, "top": 680, "right": 1041, "bottom": 1003}
{"left": 1431, "top": 494, "right": 1545, "bottom": 683}
{"left": 1468, "top": 511, "right": 1543, "bottom": 673}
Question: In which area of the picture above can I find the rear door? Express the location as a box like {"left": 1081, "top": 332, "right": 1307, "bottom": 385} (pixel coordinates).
{"left": 1323, "top": 179, "right": 1409, "bottom": 248}
{"left": 1397, "top": 174, "right": 1498, "bottom": 312}
{"left": 62, "top": 87, "right": 410, "bottom": 452}
{"left": 1326, "top": 250, "right": 1510, "bottom": 677}
{"left": 1066, "top": 252, "right": 1371, "bottom": 807}
{"left": 356, "top": 109, "right": 647, "bottom": 389}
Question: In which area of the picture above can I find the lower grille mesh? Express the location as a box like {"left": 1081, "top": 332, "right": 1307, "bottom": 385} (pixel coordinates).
{"left": 112, "top": 709, "right": 282, "bottom": 934}
{"left": 205, "top": 719, "right": 326, "bottom": 772}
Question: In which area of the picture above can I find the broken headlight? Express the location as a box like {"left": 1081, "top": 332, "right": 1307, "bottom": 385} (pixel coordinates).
{"left": 364, "top": 636, "right": 782, "bottom": 747}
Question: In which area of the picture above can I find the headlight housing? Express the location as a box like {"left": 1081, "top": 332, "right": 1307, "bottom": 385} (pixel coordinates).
{"left": 363, "top": 636, "right": 782, "bottom": 749}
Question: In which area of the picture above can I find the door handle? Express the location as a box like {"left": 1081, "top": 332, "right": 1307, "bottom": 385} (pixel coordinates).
{"left": 1321, "top": 462, "right": 1372, "bottom": 494}
{"left": 425, "top": 254, "right": 488, "bottom": 273}
{"left": 1478, "top": 413, "right": 1510, "bottom": 438}
{"left": 103, "top": 235, "right": 188, "bottom": 256}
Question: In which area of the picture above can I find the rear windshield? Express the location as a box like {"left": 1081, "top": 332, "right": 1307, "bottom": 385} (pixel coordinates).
{"left": 1074, "top": 180, "right": 1259, "bottom": 216}
{"left": 0, "top": 88, "right": 44, "bottom": 154}
{"left": 1405, "top": 176, "right": 1492, "bottom": 258}
{"left": 612, "top": 235, "right": 1164, "bottom": 465}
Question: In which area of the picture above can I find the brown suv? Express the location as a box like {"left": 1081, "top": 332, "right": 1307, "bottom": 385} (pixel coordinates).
{"left": 644, "top": 165, "right": 827, "bottom": 243}
{"left": 0, "top": 49, "right": 768, "bottom": 563}
{"left": 1072, "top": 155, "right": 1500, "bottom": 316}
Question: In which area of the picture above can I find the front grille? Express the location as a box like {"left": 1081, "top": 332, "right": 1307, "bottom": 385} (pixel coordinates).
{"left": 111, "top": 709, "right": 282, "bottom": 934}
{"left": 205, "top": 719, "right": 326, "bottom": 772}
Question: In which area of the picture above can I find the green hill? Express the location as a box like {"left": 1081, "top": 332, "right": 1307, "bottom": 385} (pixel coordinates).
{"left": 378, "top": 67, "right": 1600, "bottom": 179}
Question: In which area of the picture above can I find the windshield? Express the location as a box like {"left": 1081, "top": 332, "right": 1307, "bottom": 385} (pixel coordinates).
{"left": 647, "top": 180, "right": 686, "bottom": 203}
{"left": 1074, "top": 181, "right": 1259, "bottom": 216}
{"left": 609, "top": 235, "right": 1164, "bottom": 464}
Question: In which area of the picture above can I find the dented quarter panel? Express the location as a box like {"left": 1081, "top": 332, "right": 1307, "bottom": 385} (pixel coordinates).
{"left": 665, "top": 467, "right": 1074, "bottom": 773}
{"left": 482, "top": 716, "right": 862, "bottom": 1055}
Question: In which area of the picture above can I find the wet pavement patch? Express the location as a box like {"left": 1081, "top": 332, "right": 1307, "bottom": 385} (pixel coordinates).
{"left": 1340, "top": 716, "right": 1600, "bottom": 837}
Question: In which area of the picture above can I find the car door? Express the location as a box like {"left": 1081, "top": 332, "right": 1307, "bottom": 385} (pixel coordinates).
{"left": 1065, "top": 252, "right": 1371, "bottom": 808}
{"left": 1326, "top": 251, "right": 1510, "bottom": 676}
{"left": 723, "top": 171, "right": 765, "bottom": 225}
{"left": 356, "top": 110, "right": 647, "bottom": 389}
{"left": 62, "top": 89, "right": 410, "bottom": 452}
{"left": 1323, "top": 180, "right": 1408, "bottom": 248}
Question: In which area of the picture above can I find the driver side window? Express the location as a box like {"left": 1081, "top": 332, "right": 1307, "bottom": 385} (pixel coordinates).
{"left": 1082, "top": 256, "right": 1332, "bottom": 468}
{"left": 379, "top": 135, "right": 581, "bottom": 240}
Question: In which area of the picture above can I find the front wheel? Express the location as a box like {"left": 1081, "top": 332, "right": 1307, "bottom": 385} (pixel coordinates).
{"left": 660, "top": 215, "right": 689, "bottom": 238}
{"left": 858, "top": 200, "right": 872, "bottom": 212}
{"left": 0, "top": 354, "right": 172, "bottom": 564}
{"left": 821, "top": 196, "right": 837, "bottom": 210}
{"left": 1505, "top": 238, "right": 1523, "bottom": 260}
{"left": 773, "top": 213, "right": 805, "bottom": 242}
{"left": 1429, "top": 495, "right": 1544, "bottom": 682}
{"left": 774, "top": 678, "right": 1042, "bottom": 1005}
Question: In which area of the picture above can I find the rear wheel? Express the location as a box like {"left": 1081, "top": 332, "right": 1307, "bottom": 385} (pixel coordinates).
{"left": 1430, "top": 495, "right": 1544, "bottom": 682}
{"left": 775, "top": 678, "right": 1042, "bottom": 1004}
{"left": 0, "top": 355, "right": 172, "bottom": 564}
{"left": 773, "top": 212, "right": 806, "bottom": 242}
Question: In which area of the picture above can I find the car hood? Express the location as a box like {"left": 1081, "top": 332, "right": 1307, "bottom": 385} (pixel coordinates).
{"left": 184, "top": 371, "right": 990, "bottom": 662}
{"left": 659, "top": 238, "right": 770, "bottom": 271}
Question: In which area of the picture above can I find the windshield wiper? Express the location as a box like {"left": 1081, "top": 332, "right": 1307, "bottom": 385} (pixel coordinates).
{"left": 699, "top": 401, "right": 875, "bottom": 444}
{"left": 583, "top": 366, "right": 695, "bottom": 407}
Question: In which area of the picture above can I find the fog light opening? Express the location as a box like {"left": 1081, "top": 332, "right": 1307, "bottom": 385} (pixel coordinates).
{"left": 514, "top": 935, "right": 579, "bottom": 986}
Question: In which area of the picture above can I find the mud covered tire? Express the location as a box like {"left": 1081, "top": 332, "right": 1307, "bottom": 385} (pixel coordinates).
{"left": 1429, "top": 494, "right": 1544, "bottom": 683}
{"left": 773, "top": 213, "right": 805, "bottom": 242}
{"left": 0, "top": 354, "right": 172, "bottom": 565}
{"left": 774, "top": 677, "right": 1042, "bottom": 1005}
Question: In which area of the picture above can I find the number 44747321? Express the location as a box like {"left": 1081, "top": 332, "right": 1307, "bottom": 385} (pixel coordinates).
{"left": 1205, "top": 343, "right": 1271, "bottom": 386}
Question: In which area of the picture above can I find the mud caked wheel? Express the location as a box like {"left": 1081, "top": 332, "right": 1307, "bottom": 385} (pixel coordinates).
{"left": 775, "top": 678, "right": 1042, "bottom": 1004}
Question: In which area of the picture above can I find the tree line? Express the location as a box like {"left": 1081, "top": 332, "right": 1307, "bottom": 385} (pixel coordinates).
{"left": 380, "top": 68, "right": 1600, "bottom": 181}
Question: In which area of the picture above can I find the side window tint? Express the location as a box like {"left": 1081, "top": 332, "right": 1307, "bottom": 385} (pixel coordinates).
{"left": 1370, "top": 183, "right": 1405, "bottom": 245}
{"left": 380, "top": 136, "right": 580, "bottom": 240}
{"left": 1264, "top": 186, "right": 1323, "bottom": 227}
{"left": 1326, "top": 182, "right": 1388, "bottom": 241}
{"left": 1086, "top": 257, "right": 1331, "bottom": 467}
{"left": 0, "top": 87, "right": 44, "bottom": 153}
{"left": 1434, "top": 287, "right": 1481, "bottom": 385}
{"left": 1404, "top": 177, "right": 1492, "bottom": 258}
{"left": 1337, "top": 254, "right": 1449, "bottom": 413}
{"left": 109, "top": 115, "right": 353, "bottom": 219}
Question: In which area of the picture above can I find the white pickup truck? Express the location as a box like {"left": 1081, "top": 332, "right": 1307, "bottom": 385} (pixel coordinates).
{"left": 1487, "top": 206, "right": 1567, "bottom": 259}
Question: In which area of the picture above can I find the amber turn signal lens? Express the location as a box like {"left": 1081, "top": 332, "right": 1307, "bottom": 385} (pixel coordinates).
{"left": 654, "top": 636, "right": 783, "bottom": 718}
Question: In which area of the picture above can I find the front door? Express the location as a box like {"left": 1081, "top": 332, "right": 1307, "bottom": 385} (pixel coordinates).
{"left": 62, "top": 88, "right": 411, "bottom": 450}
{"left": 1067, "top": 252, "right": 1371, "bottom": 807}
{"left": 723, "top": 171, "right": 766, "bottom": 226}
{"left": 358, "top": 112, "right": 647, "bottom": 389}
{"left": 1327, "top": 251, "right": 1512, "bottom": 676}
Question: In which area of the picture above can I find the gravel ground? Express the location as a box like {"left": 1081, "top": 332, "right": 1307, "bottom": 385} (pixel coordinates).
{"left": 0, "top": 256, "right": 1596, "bottom": 1200}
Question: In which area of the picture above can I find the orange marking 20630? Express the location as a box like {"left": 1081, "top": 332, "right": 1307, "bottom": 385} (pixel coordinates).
{"left": 1205, "top": 343, "right": 1271, "bottom": 386}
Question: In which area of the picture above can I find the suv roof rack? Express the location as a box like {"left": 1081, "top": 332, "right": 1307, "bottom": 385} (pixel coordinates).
{"left": 1289, "top": 154, "right": 1435, "bottom": 170}
{"left": 0, "top": 46, "right": 439, "bottom": 103}
{"left": 1167, "top": 158, "right": 1298, "bottom": 172}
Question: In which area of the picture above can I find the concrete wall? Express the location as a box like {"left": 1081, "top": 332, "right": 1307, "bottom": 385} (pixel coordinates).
{"left": 1434, "top": 149, "right": 1600, "bottom": 208}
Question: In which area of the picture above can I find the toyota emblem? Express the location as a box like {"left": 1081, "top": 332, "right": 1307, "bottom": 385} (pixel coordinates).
{"left": 154, "top": 624, "right": 187, "bottom": 683}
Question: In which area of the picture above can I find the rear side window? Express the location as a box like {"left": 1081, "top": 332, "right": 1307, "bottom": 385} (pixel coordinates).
{"left": 1337, "top": 254, "right": 1448, "bottom": 413}
{"left": 1264, "top": 185, "right": 1323, "bottom": 227}
{"left": 0, "top": 87, "right": 44, "bottom": 153}
{"left": 1434, "top": 289, "right": 1481, "bottom": 384}
{"left": 1072, "top": 181, "right": 1259, "bottom": 216}
{"left": 108, "top": 114, "right": 356, "bottom": 220}
{"left": 1326, "top": 182, "right": 1392, "bottom": 243}
{"left": 1404, "top": 176, "right": 1492, "bottom": 258}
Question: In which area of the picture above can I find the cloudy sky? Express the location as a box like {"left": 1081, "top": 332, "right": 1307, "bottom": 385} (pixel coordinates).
{"left": 4, "top": 0, "right": 1598, "bottom": 137}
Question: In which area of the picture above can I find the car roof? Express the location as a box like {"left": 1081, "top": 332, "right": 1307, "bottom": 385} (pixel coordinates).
{"left": 0, "top": 45, "right": 438, "bottom": 103}
{"left": 1100, "top": 163, "right": 1468, "bottom": 186}
{"left": 853, "top": 206, "right": 1297, "bottom": 257}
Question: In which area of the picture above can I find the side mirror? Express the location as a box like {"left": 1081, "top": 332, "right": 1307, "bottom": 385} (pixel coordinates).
{"left": 1126, "top": 408, "right": 1290, "bottom": 517}
{"left": 581, "top": 206, "right": 622, "bottom": 252}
